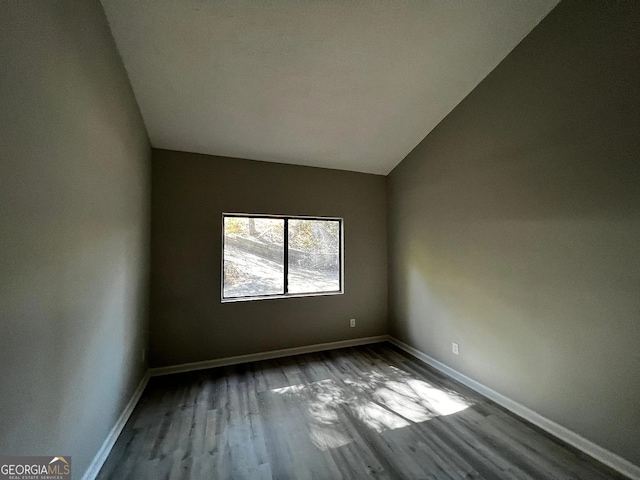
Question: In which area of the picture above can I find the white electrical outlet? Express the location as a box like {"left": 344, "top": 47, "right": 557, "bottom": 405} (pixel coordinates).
{"left": 452, "top": 342, "right": 459, "bottom": 355}
{"left": 350, "top": 318, "right": 356, "bottom": 327}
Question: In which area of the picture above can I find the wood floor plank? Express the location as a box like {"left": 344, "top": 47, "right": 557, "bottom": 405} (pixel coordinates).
{"left": 97, "top": 343, "right": 630, "bottom": 480}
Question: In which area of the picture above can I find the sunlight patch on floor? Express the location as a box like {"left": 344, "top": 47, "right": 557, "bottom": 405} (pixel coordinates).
{"left": 270, "top": 362, "right": 475, "bottom": 451}
{"left": 352, "top": 401, "right": 411, "bottom": 433}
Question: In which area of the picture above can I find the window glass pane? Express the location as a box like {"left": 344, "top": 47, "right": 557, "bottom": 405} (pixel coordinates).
{"left": 288, "top": 219, "right": 340, "bottom": 294}
{"left": 223, "top": 217, "right": 284, "bottom": 298}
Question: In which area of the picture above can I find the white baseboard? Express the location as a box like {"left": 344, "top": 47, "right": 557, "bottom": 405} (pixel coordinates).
{"left": 149, "top": 335, "right": 388, "bottom": 377}
{"left": 82, "top": 336, "right": 639, "bottom": 480}
{"left": 388, "top": 336, "right": 640, "bottom": 480}
{"left": 81, "top": 373, "right": 150, "bottom": 480}
{"left": 79, "top": 336, "right": 386, "bottom": 479}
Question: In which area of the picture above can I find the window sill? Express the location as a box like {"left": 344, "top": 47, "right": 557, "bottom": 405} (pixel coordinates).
{"left": 221, "top": 290, "right": 344, "bottom": 303}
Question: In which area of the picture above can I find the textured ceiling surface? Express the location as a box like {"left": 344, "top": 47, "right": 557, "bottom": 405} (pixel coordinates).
{"left": 102, "top": 0, "right": 558, "bottom": 174}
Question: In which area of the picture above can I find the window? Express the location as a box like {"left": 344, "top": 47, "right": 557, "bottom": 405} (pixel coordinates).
{"left": 222, "top": 214, "right": 343, "bottom": 301}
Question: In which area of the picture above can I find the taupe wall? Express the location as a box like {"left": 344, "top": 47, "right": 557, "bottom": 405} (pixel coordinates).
{"left": 150, "top": 149, "right": 387, "bottom": 367}
{"left": 0, "top": 1, "right": 150, "bottom": 477}
{"left": 388, "top": 0, "right": 640, "bottom": 467}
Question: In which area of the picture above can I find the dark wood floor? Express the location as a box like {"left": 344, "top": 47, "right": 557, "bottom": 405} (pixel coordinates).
{"left": 98, "top": 343, "right": 627, "bottom": 479}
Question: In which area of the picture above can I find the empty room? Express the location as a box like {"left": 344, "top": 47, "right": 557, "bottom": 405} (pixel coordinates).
{"left": 1, "top": 1, "right": 639, "bottom": 479}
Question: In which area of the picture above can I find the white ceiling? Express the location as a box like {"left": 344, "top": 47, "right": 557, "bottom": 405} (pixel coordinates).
{"left": 101, "top": 0, "right": 558, "bottom": 175}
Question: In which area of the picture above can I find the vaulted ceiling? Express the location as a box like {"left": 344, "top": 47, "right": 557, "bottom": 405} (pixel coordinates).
{"left": 101, "top": 0, "right": 558, "bottom": 174}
